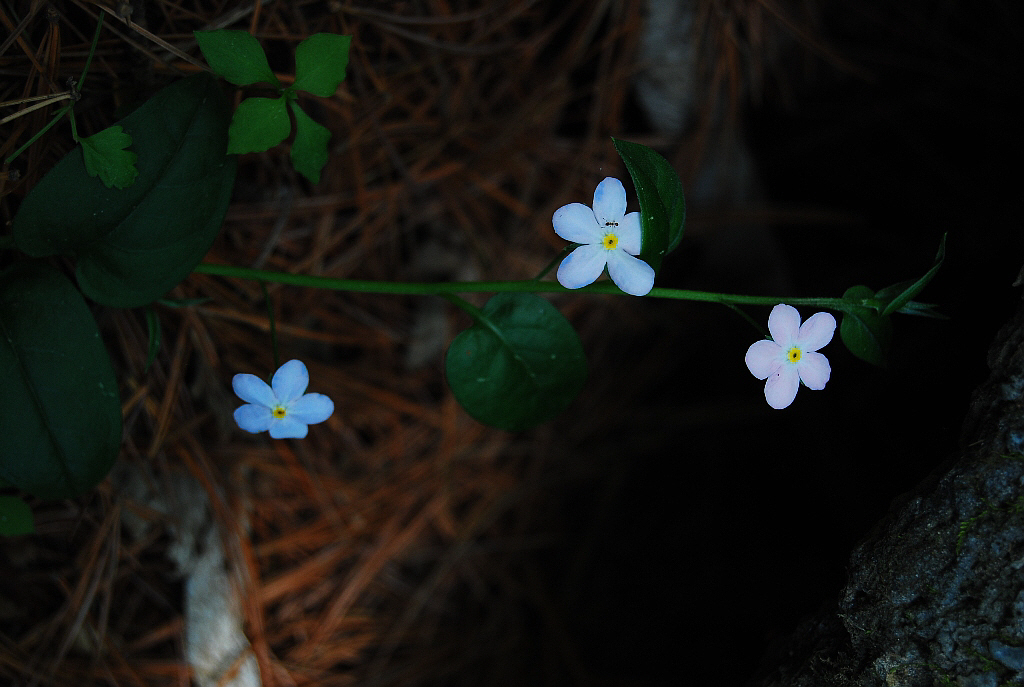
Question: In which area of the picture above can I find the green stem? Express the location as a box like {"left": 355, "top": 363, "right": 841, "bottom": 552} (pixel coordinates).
{"left": 533, "top": 246, "right": 571, "bottom": 281}
{"left": 193, "top": 262, "right": 858, "bottom": 311}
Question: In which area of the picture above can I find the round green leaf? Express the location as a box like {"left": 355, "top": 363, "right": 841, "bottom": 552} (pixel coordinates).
{"left": 292, "top": 33, "right": 352, "bottom": 97}
{"left": 840, "top": 285, "right": 893, "bottom": 367}
{"left": 446, "top": 293, "right": 587, "bottom": 431}
{"left": 12, "top": 73, "right": 236, "bottom": 308}
{"left": 228, "top": 96, "right": 290, "bottom": 154}
{"left": 0, "top": 262, "right": 121, "bottom": 499}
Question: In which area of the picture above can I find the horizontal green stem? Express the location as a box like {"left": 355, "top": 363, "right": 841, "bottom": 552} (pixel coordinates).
{"left": 193, "top": 262, "right": 854, "bottom": 311}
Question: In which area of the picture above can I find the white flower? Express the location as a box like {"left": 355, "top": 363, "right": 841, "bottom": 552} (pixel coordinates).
{"left": 744, "top": 304, "right": 836, "bottom": 409}
{"left": 232, "top": 359, "right": 334, "bottom": 438}
{"left": 552, "top": 177, "right": 656, "bottom": 296}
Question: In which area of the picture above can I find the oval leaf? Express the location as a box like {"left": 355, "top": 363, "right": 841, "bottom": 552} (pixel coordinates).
{"left": 13, "top": 74, "right": 237, "bottom": 308}
{"left": 840, "top": 285, "right": 893, "bottom": 367}
{"left": 0, "top": 262, "right": 121, "bottom": 499}
{"left": 195, "top": 29, "right": 280, "bottom": 87}
{"left": 611, "top": 137, "right": 686, "bottom": 271}
{"left": 446, "top": 293, "right": 587, "bottom": 431}
{"left": 292, "top": 33, "right": 352, "bottom": 97}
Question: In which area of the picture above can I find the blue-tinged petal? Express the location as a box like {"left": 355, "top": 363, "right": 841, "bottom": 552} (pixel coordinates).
{"left": 235, "top": 404, "right": 275, "bottom": 433}
{"left": 592, "top": 177, "right": 627, "bottom": 226}
{"left": 605, "top": 250, "right": 655, "bottom": 296}
{"left": 767, "top": 304, "right": 801, "bottom": 347}
{"left": 289, "top": 393, "right": 334, "bottom": 425}
{"left": 552, "top": 203, "right": 600, "bottom": 244}
{"left": 269, "top": 416, "right": 309, "bottom": 439}
{"left": 272, "top": 359, "right": 309, "bottom": 402}
{"left": 797, "top": 312, "right": 836, "bottom": 352}
{"left": 745, "top": 340, "right": 784, "bottom": 380}
{"left": 764, "top": 364, "right": 800, "bottom": 409}
{"left": 233, "top": 373, "right": 277, "bottom": 407}
{"left": 797, "top": 352, "right": 831, "bottom": 390}
{"left": 557, "top": 244, "right": 608, "bottom": 289}
{"left": 617, "top": 212, "right": 642, "bottom": 255}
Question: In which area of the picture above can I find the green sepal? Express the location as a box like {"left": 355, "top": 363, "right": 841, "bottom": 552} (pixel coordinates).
{"left": 0, "top": 262, "right": 122, "bottom": 499}
{"left": 292, "top": 33, "right": 352, "bottom": 97}
{"left": 227, "top": 96, "right": 290, "bottom": 154}
{"left": 446, "top": 293, "right": 587, "bottom": 431}
{"left": 194, "top": 29, "right": 280, "bottom": 87}
{"left": 611, "top": 137, "right": 686, "bottom": 272}
{"left": 840, "top": 285, "right": 893, "bottom": 367}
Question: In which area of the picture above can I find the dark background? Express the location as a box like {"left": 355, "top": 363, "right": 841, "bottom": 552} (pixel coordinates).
{"left": 542, "top": 1, "right": 1021, "bottom": 684}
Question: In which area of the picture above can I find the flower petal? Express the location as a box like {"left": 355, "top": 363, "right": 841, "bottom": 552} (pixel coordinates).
{"left": 289, "top": 393, "right": 334, "bottom": 426}
{"left": 269, "top": 416, "right": 309, "bottom": 439}
{"left": 764, "top": 364, "right": 800, "bottom": 409}
{"left": 797, "top": 312, "right": 836, "bottom": 352}
{"left": 592, "top": 177, "right": 627, "bottom": 226}
{"left": 234, "top": 403, "right": 275, "bottom": 433}
{"left": 605, "top": 250, "right": 655, "bottom": 296}
{"left": 745, "top": 340, "right": 784, "bottom": 380}
{"left": 797, "top": 352, "right": 831, "bottom": 390}
{"left": 232, "top": 373, "right": 277, "bottom": 407}
{"left": 767, "top": 304, "right": 801, "bottom": 347}
{"left": 617, "top": 212, "right": 642, "bottom": 255}
{"left": 272, "top": 359, "right": 309, "bottom": 402}
{"left": 553, "top": 202, "right": 600, "bottom": 244}
{"left": 557, "top": 244, "right": 608, "bottom": 289}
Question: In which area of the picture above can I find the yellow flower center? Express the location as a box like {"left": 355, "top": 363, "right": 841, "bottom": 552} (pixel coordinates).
{"left": 272, "top": 405, "right": 288, "bottom": 419}
{"left": 787, "top": 347, "right": 802, "bottom": 363}
{"left": 602, "top": 233, "right": 619, "bottom": 251}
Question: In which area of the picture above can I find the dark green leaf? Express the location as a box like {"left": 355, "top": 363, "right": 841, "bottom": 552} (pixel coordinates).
{"left": 446, "top": 293, "right": 587, "bottom": 431}
{"left": 611, "top": 137, "right": 686, "bottom": 272}
{"left": 840, "top": 285, "right": 892, "bottom": 367}
{"left": 289, "top": 100, "right": 330, "bottom": 183}
{"left": 80, "top": 125, "right": 138, "bottom": 189}
{"left": 876, "top": 233, "right": 947, "bottom": 317}
{"left": 194, "top": 29, "right": 280, "bottom": 87}
{"left": 0, "top": 262, "right": 121, "bottom": 499}
{"left": 0, "top": 496, "right": 34, "bottom": 536}
{"left": 228, "top": 96, "right": 290, "bottom": 154}
{"left": 292, "top": 33, "right": 352, "bottom": 97}
{"left": 12, "top": 74, "right": 236, "bottom": 308}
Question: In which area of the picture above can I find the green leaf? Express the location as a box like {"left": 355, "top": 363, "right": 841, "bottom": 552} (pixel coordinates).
{"left": 292, "top": 33, "right": 352, "bottom": 97}
{"left": 445, "top": 293, "right": 587, "bottom": 431}
{"left": 80, "top": 125, "right": 138, "bottom": 189}
{"left": 289, "top": 100, "right": 330, "bottom": 183}
{"left": 611, "top": 137, "right": 686, "bottom": 272}
{"left": 194, "top": 29, "right": 280, "bottom": 87}
{"left": 876, "top": 233, "right": 947, "bottom": 317}
{"left": 0, "top": 495, "right": 34, "bottom": 536}
{"left": 228, "top": 96, "right": 290, "bottom": 154}
{"left": 840, "top": 285, "right": 893, "bottom": 366}
{"left": 0, "top": 262, "right": 121, "bottom": 499}
{"left": 12, "top": 73, "right": 236, "bottom": 308}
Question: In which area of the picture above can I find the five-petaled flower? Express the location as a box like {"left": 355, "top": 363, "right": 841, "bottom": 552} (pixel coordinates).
{"left": 553, "top": 177, "right": 656, "bottom": 297}
{"left": 745, "top": 304, "right": 836, "bottom": 409}
{"left": 232, "top": 359, "right": 334, "bottom": 438}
